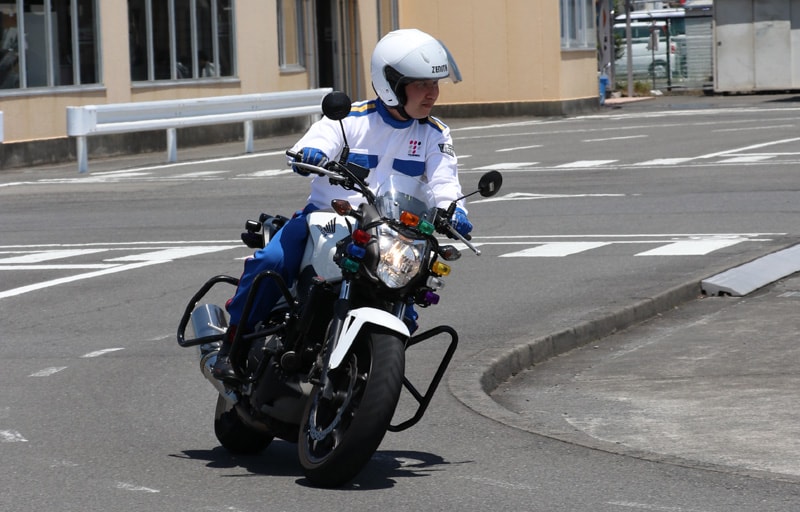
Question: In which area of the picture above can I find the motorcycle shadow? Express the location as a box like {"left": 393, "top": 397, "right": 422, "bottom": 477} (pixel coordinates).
{"left": 173, "top": 444, "right": 463, "bottom": 489}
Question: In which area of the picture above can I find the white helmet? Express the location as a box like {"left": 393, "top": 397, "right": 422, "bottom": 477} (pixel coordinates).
{"left": 370, "top": 28, "right": 461, "bottom": 108}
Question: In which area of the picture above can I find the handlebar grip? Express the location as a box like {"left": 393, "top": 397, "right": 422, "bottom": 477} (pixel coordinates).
{"left": 285, "top": 150, "right": 300, "bottom": 161}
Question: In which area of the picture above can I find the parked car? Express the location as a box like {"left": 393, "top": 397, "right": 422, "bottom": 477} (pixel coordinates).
{"left": 614, "top": 21, "right": 681, "bottom": 79}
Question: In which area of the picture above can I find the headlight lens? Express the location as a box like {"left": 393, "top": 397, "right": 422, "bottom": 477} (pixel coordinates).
{"left": 376, "top": 225, "right": 427, "bottom": 288}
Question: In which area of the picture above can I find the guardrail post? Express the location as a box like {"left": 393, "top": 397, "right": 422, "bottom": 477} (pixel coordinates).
{"left": 166, "top": 128, "right": 177, "bottom": 162}
{"left": 244, "top": 120, "right": 254, "bottom": 153}
{"left": 77, "top": 136, "right": 89, "bottom": 173}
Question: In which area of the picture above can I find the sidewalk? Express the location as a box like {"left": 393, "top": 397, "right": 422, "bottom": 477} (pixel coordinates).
{"left": 491, "top": 272, "right": 800, "bottom": 482}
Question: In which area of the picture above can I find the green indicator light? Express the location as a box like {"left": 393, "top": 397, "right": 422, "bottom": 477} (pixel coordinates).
{"left": 418, "top": 220, "right": 434, "bottom": 235}
{"left": 342, "top": 258, "right": 360, "bottom": 272}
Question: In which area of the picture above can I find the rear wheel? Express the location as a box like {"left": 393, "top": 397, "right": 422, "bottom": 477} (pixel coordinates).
{"left": 213, "top": 394, "right": 273, "bottom": 454}
{"left": 298, "top": 329, "right": 405, "bottom": 487}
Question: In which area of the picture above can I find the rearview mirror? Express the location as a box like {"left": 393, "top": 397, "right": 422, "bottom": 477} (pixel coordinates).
{"left": 321, "top": 91, "right": 352, "bottom": 121}
{"left": 478, "top": 170, "right": 503, "bottom": 198}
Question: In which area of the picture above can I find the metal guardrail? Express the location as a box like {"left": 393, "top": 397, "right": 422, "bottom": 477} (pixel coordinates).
{"left": 66, "top": 88, "right": 332, "bottom": 173}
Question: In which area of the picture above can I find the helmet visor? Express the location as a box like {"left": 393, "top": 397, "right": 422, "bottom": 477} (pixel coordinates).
{"left": 439, "top": 40, "right": 462, "bottom": 84}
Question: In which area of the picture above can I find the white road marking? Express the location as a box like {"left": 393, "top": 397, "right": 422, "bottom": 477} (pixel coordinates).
{"left": 170, "top": 171, "right": 228, "bottom": 179}
{"left": 238, "top": 169, "right": 293, "bottom": 177}
{"left": 634, "top": 157, "right": 694, "bottom": 166}
{"left": 695, "top": 137, "right": 800, "bottom": 160}
{"left": 116, "top": 482, "right": 160, "bottom": 493}
{"left": 105, "top": 246, "right": 237, "bottom": 262}
{"left": 0, "top": 264, "right": 118, "bottom": 270}
{"left": 29, "top": 367, "right": 68, "bottom": 377}
{"left": 555, "top": 160, "right": 617, "bottom": 168}
{"left": 583, "top": 135, "right": 648, "bottom": 142}
{"left": 0, "top": 249, "right": 108, "bottom": 264}
{"left": 716, "top": 155, "right": 774, "bottom": 164}
{"left": 496, "top": 145, "right": 543, "bottom": 152}
{"left": 0, "top": 260, "right": 164, "bottom": 300}
{"left": 500, "top": 242, "right": 611, "bottom": 258}
{"left": 712, "top": 124, "right": 796, "bottom": 133}
{"left": 635, "top": 239, "right": 744, "bottom": 256}
{"left": 474, "top": 162, "right": 538, "bottom": 170}
{"left": 81, "top": 348, "right": 125, "bottom": 358}
{"left": 475, "top": 192, "right": 626, "bottom": 203}
{"left": 0, "top": 430, "right": 28, "bottom": 442}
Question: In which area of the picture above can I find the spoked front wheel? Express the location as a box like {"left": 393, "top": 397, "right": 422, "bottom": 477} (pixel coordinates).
{"left": 298, "top": 328, "right": 405, "bottom": 487}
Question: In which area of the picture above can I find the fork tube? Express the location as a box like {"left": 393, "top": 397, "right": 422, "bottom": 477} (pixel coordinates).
{"left": 318, "top": 279, "right": 352, "bottom": 390}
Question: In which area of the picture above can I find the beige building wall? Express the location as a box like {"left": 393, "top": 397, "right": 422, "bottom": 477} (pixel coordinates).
{"left": 0, "top": 0, "right": 598, "bottom": 153}
{"left": 397, "top": 0, "right": 597, "bottom": 108}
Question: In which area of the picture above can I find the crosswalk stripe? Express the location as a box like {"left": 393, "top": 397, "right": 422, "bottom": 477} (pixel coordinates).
{"left": 500, "top": 242, "right": 611, "bottom": 258}
{"left": 635, "top": 239, "right": 745, "bottom": 256}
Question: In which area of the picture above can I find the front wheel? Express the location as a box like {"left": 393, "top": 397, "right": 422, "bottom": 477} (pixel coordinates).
{"left": 298, "top": 328, "right": 405, "bottom": 487}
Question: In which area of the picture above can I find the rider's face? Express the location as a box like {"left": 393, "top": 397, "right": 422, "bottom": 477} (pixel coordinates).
{"left": 402, "top": 80, "right": 439, "bottom": 119}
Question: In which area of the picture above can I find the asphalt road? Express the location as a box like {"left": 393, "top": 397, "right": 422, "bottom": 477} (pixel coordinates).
{"left": 2, "top": 93, "right": 800, "bottom": 511}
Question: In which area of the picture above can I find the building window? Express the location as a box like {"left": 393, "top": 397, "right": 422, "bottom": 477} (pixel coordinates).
{"left": 128, "top": 0, "right": 235, "bottom": 82}
{"left": 560, "top": 0, "right": 596, "bottom": 49}
{"left": 0, "top": 0, "right": 99, "bottom": 91}
{"left": 377, "top": 0, "right": 398, "bottom": 38}
{"left": 277, "top": 0, "right": 304, "bottom": 71}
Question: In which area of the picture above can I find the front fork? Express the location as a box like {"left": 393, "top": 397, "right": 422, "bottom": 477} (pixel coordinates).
{"left": 315, "top": 279, "right": 352, "bottom": 397}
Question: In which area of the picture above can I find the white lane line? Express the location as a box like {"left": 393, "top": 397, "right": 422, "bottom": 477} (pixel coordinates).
{"left": 500, "top": 242, "right": 611, "bottom": 257}
{"left": 0, "top": 249, "right": 108, "bottom": 264}
{"left": 496, "top": 145, "right": 543, "bottom": 152}
{"left": 475, "top": 192, "right": 626, "bottom": 203}
{"left": 555, "top": 160, "right": 617, "bottom": 168}
{"left": 0, "top": 260, "right": 164, "bottom": 300}
{"left": 716, "top": 155, "right": 774, "bottom": 164}
{"left": 0, "top": 264, "right": 118, "bottom": 270}
{"left": 712, "top": 124, "right": 796, "bottom": 133}
{"left": 30, "top": 367, "right": 68, "bottom": 377}
{"left": 583, "top": 135, "right": 648, "bottom": 142}
{"left": 635, "top": 239, "right": 744, "bottom": 256}
{"left": 238, "top": 169, "right": 293, "bottom": 177}
{"left": 105, "top": 246, "right": 237, "bottom": 262}
{"left": 474, "top": 162, "right": 538, "bottom": 170}
{"left": 170, "top": 171, "right": 227, "bottom": 179}
{"left": 695, "top": 137, "right": 800, "bottom": 160}
{"left": 116, "top": 482, "right": 160, "bottom": 493}
{"left": 634, "top": 157, "right": 694, "bottom": 166}
{"left": 0, "top": 430, "right": 28, "bottom": 442}
{"left": 81, "top": 348, "right": 125, "bottom": 358}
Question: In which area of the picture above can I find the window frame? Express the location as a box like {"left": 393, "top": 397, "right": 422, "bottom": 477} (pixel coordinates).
{"left": 277, "top": 0, "right": 305, "bottom": 72}
{"left": 129, "top": 0, "right": 236, "bottom": 84}
{"left": 560, "top": 0, "right": 597, "bottom": 50}
{"left": 0, "top": 0, "right": 101, "bottom": 94}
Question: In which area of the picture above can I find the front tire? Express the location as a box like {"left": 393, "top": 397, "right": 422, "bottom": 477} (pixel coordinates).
{"left": 298, "top": 328, "right": 405, "bottom": 487}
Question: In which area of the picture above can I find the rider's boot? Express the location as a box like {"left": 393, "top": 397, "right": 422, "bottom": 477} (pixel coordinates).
{"left": 211, "top": 327, "right": 239, "bottom": 382}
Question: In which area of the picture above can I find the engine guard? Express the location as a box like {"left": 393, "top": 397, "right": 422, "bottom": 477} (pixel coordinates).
{"left": 389, "top": 325, "right": 458, "bottom": 432}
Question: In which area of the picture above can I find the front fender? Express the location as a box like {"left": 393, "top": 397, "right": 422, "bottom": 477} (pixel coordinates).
{"left": 328, "top": 307, "right": 410, "bottom": 370}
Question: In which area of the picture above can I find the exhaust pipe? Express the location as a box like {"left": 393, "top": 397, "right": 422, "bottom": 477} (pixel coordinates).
{"left": 191, "top": 304, "right": 237, "bottom": 403}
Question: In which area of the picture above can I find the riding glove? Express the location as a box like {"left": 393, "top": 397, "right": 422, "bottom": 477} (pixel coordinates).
{"left": 292, "top": 147, "right": 328, "bottom": 176}
{"left": 451, "top": 207, "right": 473, "bottom": 237}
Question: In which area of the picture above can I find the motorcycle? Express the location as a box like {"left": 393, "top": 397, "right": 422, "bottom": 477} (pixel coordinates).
{"left": 176, "top": 91, "right": 502, "bottom": 487}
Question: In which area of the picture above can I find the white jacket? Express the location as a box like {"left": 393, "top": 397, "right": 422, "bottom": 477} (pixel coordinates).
{"left": 290, "top": 99, "right": 465, "bottom": 212}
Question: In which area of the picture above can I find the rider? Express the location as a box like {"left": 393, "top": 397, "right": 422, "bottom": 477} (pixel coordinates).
{"left": 213, "top": 28, "right": 473, "bottom": 381}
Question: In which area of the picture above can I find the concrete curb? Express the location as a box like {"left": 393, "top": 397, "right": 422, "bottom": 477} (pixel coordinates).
{"left": 447, "top": 242, "right": 800, "bottom": 483}
{"left": 448, "top": 279, "right": 700, "bottom": 415}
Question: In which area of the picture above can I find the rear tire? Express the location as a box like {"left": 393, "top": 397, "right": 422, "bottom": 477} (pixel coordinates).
{"left": 213, "top": 394, "right": 273, "bottom": 454}
{"left": 298, "top": 328, "right": 405, "bottom": 487}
